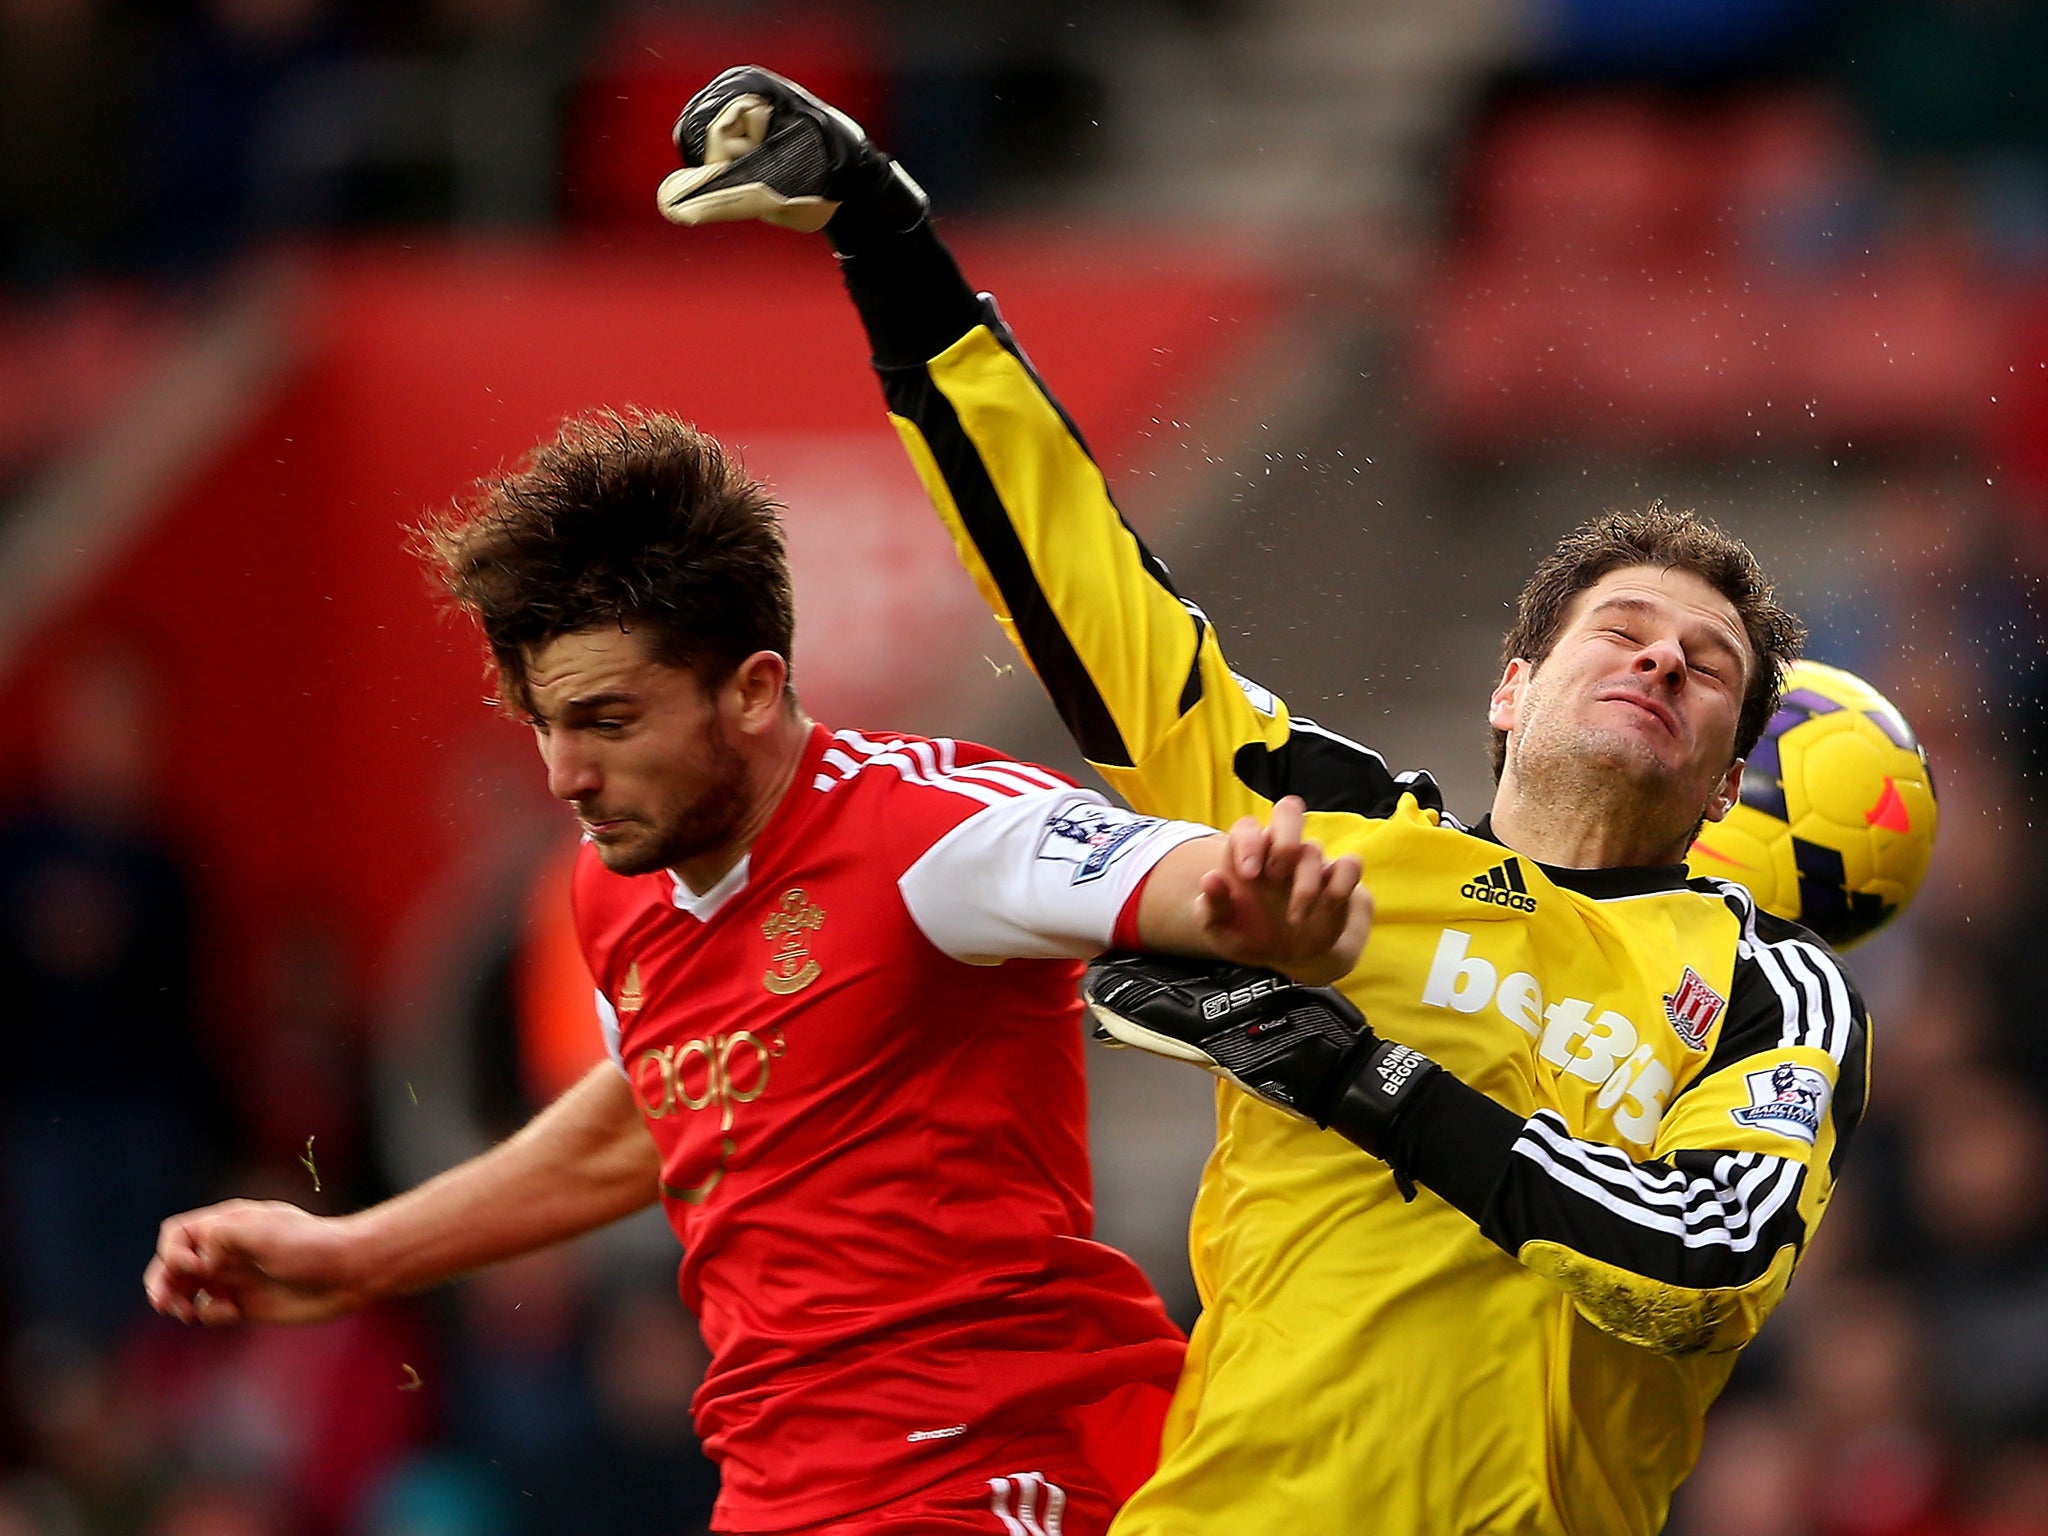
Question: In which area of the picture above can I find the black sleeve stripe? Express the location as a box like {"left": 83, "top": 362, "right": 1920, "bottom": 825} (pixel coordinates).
{"left": 1828, "top": 1013, "right": 1870, "bottom": 1180}
{"left": 1179, "top": 607, "right": 1208, "bottom": 717}
{"left": 1701, "top": 959, "right": 1775, "bottom": 1080}
{"left": 877, "top": 361, "right": 1140, "bottom": 767}
{"left": 979, "top": 302, "right": 1197, "bottom": 608}
{"left": 1230, "top": 717, "right": 1442, "bottom": 820}
{"left": 983, "top": 301, "right": 1104, "bottom": 485}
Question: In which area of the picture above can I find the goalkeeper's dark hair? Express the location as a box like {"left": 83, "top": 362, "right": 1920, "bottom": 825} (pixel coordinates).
{"left": 414, "top": 409, "right": 794, "bottom": 711}
{"left": 1492, "top": 505, "right": 1804, "bottom": 782}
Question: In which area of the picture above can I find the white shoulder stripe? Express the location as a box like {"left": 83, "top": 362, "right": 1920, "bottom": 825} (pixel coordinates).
{"left": 1713, "top": 877, "right": 1857, "bottom": 1062}
{"left": 951, "top": 761, "right": 1069, "bottom": 796}
{"left": 1704, "top": 877, "right": 1756, "bottom": 923}
{"left": 820, "top": 729, "right": 1078, "bottom": 807}
{"left": 1779, "top": 943, "right": 1832, "bottom": 1056}
{"left": 1789, "top": 941, "right": 1854, "bottom": 1060}
{"left": 869, "top": 749, "right": 1010, "bottom": 803}
{"left": 834, "top": 728, "right": 896, "bottom": 756}
{"left": 1739, "top": 924, "right": 1854, "bottom": 1061}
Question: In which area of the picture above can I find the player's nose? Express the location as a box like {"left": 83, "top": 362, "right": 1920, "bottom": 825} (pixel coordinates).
{"left": 1632, "top": 637, "right": 1687, "bottom": 686}
{"left": 542, "top": 740, "right": 601, "bottom": 802}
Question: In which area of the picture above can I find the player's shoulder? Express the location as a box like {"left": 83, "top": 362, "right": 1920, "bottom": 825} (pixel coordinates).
{"left": 1693, "top": 876, "right": 1858, "bottom": 978}
{"left": 806, "top": 727, "right": 1078, "bottom": 812}
{"left": 1231, "top": 698, "right": 1450, "bottom": 824}
{"left": 1694, "top": 875, "right": 1868, "bottom": 1052}
{"left": 806, "top": 728, "right": 1115, "bottom": 883}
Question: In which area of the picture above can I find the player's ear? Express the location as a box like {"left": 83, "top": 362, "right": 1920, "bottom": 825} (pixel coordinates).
{"left": 1488, "top": 659, "right": 1531, "bottom": 734}
{"left": 725, "top": 650, "right": 789, "bottom": 732}
{"left": 1704, "top": 760, "right": 1743, "bottom": 824}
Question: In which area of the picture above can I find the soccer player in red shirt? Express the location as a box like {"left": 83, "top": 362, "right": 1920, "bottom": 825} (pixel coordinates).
{"left": 144, "top": 411, "right": 1367, "bottom": 1535}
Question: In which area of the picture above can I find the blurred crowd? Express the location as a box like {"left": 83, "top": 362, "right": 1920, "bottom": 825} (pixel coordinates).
{"left": 5, "top": 2, "right": 2048, "bottom": 1536}
{"left": 0, "top": 0, "right": 1126, "bottom": 291}
{"left": 0, "top": 0, "right": 1117, "bottom": 502}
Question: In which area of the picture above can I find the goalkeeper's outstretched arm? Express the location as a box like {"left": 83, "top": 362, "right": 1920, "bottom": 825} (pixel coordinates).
{"left": 657, "top": 68, "right": 1428, "bottom": 837}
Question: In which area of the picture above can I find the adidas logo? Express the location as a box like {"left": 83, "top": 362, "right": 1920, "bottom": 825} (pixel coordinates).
{"left": 1461, "top": 857, "right": 1538, "bottom": 913}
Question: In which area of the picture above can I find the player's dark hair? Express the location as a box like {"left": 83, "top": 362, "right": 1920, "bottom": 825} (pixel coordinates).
{"left": 1491, "top": 505, "right": 1804, "bottom": 781}
{"left": 414, "top": 409, "right": 795, "bottom": 711}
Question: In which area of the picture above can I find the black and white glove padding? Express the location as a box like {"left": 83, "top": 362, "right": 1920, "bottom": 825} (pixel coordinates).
{"left": 657, "top": 65, "right": 927, "bottom": 248}
{"left": 1082, "top": 954, "right": 1445, "bottom": 1168}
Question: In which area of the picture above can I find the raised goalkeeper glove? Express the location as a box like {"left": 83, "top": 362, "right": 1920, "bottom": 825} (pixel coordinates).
{"left": 1082, "top": 953, "right": 1442, "bottom": 1162}
{"left": 656, "top": 65, "right": 927, "bottom": 245}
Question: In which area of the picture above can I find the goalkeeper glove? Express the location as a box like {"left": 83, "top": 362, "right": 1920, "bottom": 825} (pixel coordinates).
{"left": 1082, "top": 954, "right": 1443, "bottom": 1165}
{"left": 656, "top": 65, "right": 927, "bottom": 247}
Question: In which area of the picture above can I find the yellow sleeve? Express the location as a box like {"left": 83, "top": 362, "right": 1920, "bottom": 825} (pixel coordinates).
{"left": 883, "top": 321, "right": 1439, "bottom": 831}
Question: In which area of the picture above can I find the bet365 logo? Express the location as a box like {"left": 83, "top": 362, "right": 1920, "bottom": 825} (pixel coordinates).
{"left": 1420, "top": 929, "right": 1674, "bottom": 1145}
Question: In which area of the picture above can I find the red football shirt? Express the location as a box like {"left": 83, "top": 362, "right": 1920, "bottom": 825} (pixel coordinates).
{"left": 571, "top": 724, "right": 1199, "bottom": 1529}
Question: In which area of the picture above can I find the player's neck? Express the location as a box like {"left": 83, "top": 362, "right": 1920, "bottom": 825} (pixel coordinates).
{"left": 1488, "top": 778, "right": 1689, "bottom": 870}
{"left": 668, "top": 712, "right": 814, "bottom": 895}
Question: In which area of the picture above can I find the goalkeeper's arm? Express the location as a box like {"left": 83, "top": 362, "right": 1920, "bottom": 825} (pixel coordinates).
{"left": 1084, "top": 956, "right": 1865, "bottom": 1357}
{"left": 655, "top": 66, "right": 1346, "bottom": 831}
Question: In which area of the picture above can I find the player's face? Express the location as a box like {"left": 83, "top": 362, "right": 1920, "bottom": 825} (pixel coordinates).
{"left": 523, "top": 627, "right": 749, "bottom": 877}
{"left": 1492, "top": 565, "right": 1749, "bottom": 833}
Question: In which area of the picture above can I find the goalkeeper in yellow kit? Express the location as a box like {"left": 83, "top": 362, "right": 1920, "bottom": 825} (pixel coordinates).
{"left": 659, "top": 70, "right": 1873, "bottom": 1536}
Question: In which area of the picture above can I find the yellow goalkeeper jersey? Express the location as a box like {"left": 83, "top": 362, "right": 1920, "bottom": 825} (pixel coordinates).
{"left": 840, "top": 235, "right": 1870, "bottom": 1536}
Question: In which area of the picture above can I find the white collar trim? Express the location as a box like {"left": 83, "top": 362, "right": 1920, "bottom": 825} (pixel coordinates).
{"left": 668, "top": 854, "right": 751, "bottom": 923}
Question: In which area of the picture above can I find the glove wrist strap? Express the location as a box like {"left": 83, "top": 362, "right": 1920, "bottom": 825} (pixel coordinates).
{"left": 1323, "top": 1037, "right": 1442, "bottom": 1160}
{"left": 825, "top": 161, "right": 930, "bottom": 255}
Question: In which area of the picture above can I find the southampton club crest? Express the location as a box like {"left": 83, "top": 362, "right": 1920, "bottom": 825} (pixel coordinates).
{"left": 1730, "top": 1062, "right": 1831, "bottom": 1145}
{"left": 1037, "top": 806, "right": 1161, "bottom": 884}
{"left": 761, "top": 888, "right": 825, "bottom": 995}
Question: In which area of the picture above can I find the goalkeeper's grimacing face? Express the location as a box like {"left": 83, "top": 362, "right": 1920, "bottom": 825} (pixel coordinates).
{"left": 1489, "top": 565, "right": 1750, "bottom": 845}
{"left": 522, "top": 626, "right": 767, "bottom": 879}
